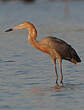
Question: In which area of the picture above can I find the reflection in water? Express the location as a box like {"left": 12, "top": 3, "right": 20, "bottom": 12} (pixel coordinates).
{"left": 50, "top": 86, "right": 61, "bottom": 92}
{"left": 32, "top": 83, "right": 84, "bottom": 96}
{"left": 32, "top": 86, "right": 61, "bottom": 96}
{"left": 32, "top": 87, "right": 47, "bottom": 96}
{"left": 31, "top": 86, "right": 61, "bottom": 106}
{"left": 30, "top": 83, "right": 84, "bottom": 109}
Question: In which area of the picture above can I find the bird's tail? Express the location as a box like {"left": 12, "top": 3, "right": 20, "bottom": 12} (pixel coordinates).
{"left": 70, "top": 48, "right": 81, "bottom": 64}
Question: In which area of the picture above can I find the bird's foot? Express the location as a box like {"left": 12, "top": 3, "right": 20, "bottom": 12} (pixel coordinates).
{"left": 56, "top": 82, "right": 59, "bottom": 89}
{"left": 60, "top": 82, "right": 64, "bottom": 88}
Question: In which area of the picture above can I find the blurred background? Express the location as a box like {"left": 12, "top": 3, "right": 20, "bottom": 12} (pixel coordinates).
{"left": 0, "top": 0, "right": 84, "bottom": 110}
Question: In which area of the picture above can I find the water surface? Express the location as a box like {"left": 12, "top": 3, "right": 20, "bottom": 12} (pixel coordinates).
{"left": 0, "top": 0, "right": 84, "bottom": 110}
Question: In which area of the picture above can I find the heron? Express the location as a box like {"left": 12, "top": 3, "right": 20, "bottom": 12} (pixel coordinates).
{"left": 5, "top": 21, "right": 81, "bottom": 87}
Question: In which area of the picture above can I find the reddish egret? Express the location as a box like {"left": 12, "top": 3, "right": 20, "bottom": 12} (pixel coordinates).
{"left": 5, "top": 21, "right": 81, "bottom": 87}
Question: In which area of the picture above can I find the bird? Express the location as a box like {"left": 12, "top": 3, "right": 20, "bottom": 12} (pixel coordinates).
{"left": 5, "top": 21, "right": 81, "bottom": 87}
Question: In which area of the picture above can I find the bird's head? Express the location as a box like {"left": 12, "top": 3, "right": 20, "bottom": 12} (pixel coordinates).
{"left": 5, "top": 21, "right": 35, "bottom": 32}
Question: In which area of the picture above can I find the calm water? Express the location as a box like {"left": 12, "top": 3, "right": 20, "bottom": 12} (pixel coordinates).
{"left": 0, "top": 0, "right": 84, "bottom": 110}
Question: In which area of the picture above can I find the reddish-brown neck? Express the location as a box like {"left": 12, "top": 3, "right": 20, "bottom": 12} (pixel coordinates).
{"left": 27, "top": 25, "right": 41, "bottom": 50}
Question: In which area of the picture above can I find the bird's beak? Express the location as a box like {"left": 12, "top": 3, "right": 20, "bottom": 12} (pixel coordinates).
{"left": 5, "top": 23, "right": 26, "bottom": 32}
{"left": 5, "top": 25, "right": 20, "bottom": 32}
{"left": 5, "top": 28, "right": 13, "bottom": 32}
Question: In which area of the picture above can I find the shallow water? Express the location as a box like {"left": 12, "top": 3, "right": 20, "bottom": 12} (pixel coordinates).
{"left": 0, "top": 0, "right": 84, "bottom": 110}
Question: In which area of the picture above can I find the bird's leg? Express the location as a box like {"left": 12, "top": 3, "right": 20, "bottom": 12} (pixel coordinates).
{"left": 52, "top": 58, "right": 59, "bottom": 87}
{"left": 58, "top": 59, "right": 63, "bottom": 87}
{"left": 55, "top": 62, "right": 58, "bottom": 86}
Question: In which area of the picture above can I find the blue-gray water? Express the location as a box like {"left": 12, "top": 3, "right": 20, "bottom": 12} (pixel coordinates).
{"left": 0, "top": 0, "right": 84, "bottom": 110}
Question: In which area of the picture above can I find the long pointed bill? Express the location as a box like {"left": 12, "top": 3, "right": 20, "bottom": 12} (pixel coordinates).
{"left": 5, "top": 28, "right": 13, "bottom": 32}
{"left": 5, "top": 23, "right": 26, "bottom": 32}
{"left": 5, "top": 25, "right": 20, "bottom": 32}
